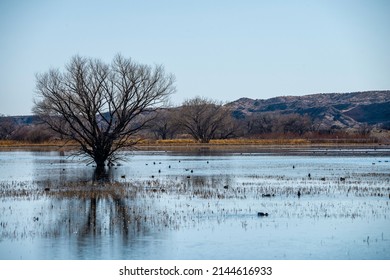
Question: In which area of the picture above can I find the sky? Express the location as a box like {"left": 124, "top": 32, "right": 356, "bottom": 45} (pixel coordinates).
{"left": 0, "top": 0, "right": 389, "bottom": 116}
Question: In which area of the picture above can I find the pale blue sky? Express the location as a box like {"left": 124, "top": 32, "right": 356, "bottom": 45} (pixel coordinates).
{"left": 1, "top": 0, "right": 389, "bottom": 115}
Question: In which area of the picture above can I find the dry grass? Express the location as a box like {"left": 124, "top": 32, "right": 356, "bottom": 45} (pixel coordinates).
{"left": 209, "top": 138, "right": 310, "bottom": 145}
{"left": 0, "top": 139, "right": 79, "bottom": 150}
{"left": 1, "top": 137, "right": 386, "bottom": 150}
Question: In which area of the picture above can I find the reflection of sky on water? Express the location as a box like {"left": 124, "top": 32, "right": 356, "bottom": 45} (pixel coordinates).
{"left": 0, "top": 150, "right": 389, "bottom": 259}
{"left": 0, "top": 150, "right": 389, "bottom": 182}
{"left": 0, "top": 150, "right": 91, "bottom": 182}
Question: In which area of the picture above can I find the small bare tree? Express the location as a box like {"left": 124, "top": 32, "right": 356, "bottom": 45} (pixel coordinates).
{"left": 149, "top": 108, "right": 179, "bottom": 140}
{"left": 34, "top": 55, "right": 175, "bottom": 169}
{"left": 274, "top": 113, "right": 312, "bottom": 136}
{"left": 178, "top": 96, "right": 230, "bottom": 143}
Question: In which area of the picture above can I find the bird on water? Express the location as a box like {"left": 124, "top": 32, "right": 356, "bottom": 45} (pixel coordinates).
{"left": 258, "top": 212, "right": 268, "bottom": 217}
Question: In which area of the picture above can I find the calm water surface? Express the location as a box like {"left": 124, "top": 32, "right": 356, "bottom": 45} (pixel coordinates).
{"left": 0, "top": 149, "right": 389, "bottom": 259}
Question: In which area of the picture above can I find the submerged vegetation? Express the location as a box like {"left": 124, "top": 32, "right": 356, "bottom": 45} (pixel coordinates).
{"left": 1, "top": 172, "right": 389, "bottom": 247}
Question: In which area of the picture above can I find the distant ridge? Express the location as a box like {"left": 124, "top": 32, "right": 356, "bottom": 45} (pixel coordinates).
{"left": 227, "top": 90, "right": 390, "bottom": 129}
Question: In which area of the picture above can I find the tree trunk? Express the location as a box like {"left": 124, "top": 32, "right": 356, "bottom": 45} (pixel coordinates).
{"left": 93, "top": 165, "right": 109, "bottom": 182}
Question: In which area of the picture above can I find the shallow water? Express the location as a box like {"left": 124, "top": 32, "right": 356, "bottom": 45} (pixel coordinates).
{"left": 0, "top": 149, "right": 389, "bottom": 259}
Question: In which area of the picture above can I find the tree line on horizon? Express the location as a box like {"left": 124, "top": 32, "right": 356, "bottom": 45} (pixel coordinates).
{"left": 0, "top": 55, "right": 387, "bottom": 169}
{"left": 1, "top": 95, "right": 381, "bottom": 142}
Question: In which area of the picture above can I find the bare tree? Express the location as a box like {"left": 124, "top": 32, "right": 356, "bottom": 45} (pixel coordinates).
{"left": 177, "top": 97, "right": 230, "bottom": 143}
{"left": 356, "top": 123, "right": 372, "bottom": 137}
{"left": 34, "top": 55, "right": 175, "bottom": 169}
{"left": 215, "top": 113, "right": 240, "bottom": 139}
{"left": 149, "top": 108, "right": 179, "bottom": 140}
{"left": 243, "top": 113, "right": 274, "bottom": 136}
{"left": 274, "top": 113, "right": 312, "bottom": 136}
{"left": 0, "top": 115, "right": 17, "bottom": 140}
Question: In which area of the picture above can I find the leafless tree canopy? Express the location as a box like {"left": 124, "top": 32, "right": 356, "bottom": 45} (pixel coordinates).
{"left": 178, "top": 97, "right": 231, "bottom": 143}
{"left": 149, "top": 109, "right": 179, "bottom": 140}
{"left": 34, "top": 55, "right": 175, "bottom": 168}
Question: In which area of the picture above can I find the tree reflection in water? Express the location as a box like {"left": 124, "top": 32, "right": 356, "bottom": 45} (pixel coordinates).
{"left": 15, "top": 166, "right": 235, "bottom": 245}
{"left": 93, "top": 166, "right": 112, "bottom": 182}
{"left": 38, "top": 167, "right": 164, "bottom": 248}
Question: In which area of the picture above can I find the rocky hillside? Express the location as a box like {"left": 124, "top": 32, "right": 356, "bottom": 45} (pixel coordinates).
{"left": 227, "top": 91, "right": 390, "bottom": 130}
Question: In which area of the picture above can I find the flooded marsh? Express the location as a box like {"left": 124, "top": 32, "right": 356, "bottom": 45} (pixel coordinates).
{"left": 0, "top": 149, "right": 389, "bottom": 259}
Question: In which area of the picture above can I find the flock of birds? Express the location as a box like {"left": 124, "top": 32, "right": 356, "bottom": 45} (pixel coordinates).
{"left": 118, "top": 160, "right": 313, "bottom": 219}
{"left": 117, "top": 158, "right": 390, "bottom": 219}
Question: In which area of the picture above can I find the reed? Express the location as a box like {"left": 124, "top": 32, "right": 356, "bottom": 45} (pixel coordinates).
{"left": 2, "top": 137, "right": 386, "bottom": 149}
{"left": 0, "top": 139, "right": 78, "bottom": 148}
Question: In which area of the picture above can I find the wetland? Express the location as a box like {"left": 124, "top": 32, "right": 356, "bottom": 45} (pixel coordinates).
{"left": 0, "top": 147, "right": 389, "bottom": 259}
